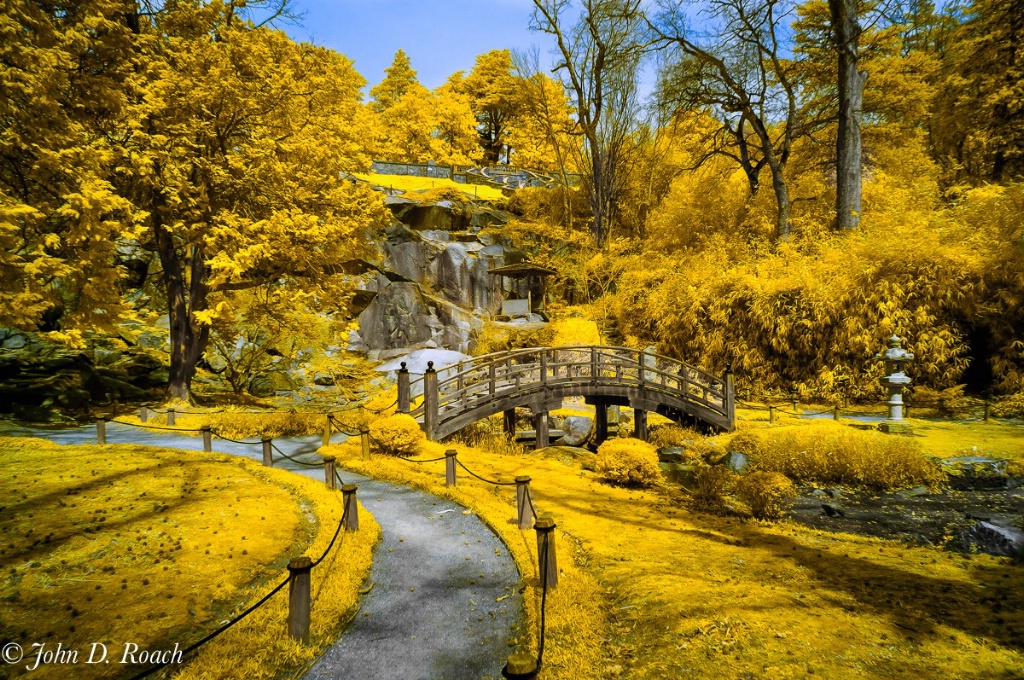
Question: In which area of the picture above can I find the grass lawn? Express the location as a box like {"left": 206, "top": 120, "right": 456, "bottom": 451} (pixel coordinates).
{"left": 352, "top": 172, "right": 506, "bottom": 201}
{"left": 324, "top": 433, "right": 1024, "bottom": 680}
{"left": 0, "top": 437, "right": 378, "bottom": 680}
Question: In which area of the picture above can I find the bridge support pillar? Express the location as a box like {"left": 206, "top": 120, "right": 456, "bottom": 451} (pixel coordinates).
{"left": 594, "top": 403, "right": 609, "bottom": 445}
{"left": 534, "top": 411, "right": 549, "bottom": 449}
{"left": 634, "top": 408, "right": 648, "bottom": 442}
{"left": 503, "top": 409, "right": 516, "bottom": 437}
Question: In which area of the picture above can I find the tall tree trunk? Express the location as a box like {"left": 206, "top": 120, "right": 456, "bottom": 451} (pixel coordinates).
{"left": 767, "top": 154, "right": 792, "bottom": 240}
{"left": 830, "top": 0, "right": 866, "bottom": 230}
{"left": 589, "top": 136, "right": 608, "bottom": 245}
{"left": 155, "top": 223, "right": 209, "bottom": 401}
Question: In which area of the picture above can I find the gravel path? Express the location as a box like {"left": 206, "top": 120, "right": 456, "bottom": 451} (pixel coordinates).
{"left": 3, "top": 422, "right": 523, "bottom": 680}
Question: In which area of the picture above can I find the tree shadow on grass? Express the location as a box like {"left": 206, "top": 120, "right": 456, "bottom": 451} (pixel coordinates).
{"left": 685, "top": 513, "right": 1024, "bottom": 653}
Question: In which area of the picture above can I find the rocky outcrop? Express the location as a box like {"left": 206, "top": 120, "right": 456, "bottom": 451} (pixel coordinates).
{"left": 349, "top": 199, "right": 527, "bottom": 358}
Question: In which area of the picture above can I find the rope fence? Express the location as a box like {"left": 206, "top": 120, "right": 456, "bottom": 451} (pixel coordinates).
{"left": 736, "top": 398, "right": 998, "bottom": 423}
{"left": 124, "top": 477, "right": 357, "bottom": 680}
{"left": 97, "top": 398, "right": 605, "bottom": 677}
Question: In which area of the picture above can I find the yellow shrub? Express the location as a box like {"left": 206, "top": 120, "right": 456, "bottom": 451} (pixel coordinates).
{"left": 549, "top": 316, "right": 602, "bottom": 346}
{"left": 728, "top": 421, "right": 942, "bottom": 490}
{"left": 647, "top": 424, "right": 701, "bottom": 449}
{"left": 595, "top": 438, "right": 661, "bottom": 487}
{"left": 690, "top": 465, "right": 734, "bottom": 512}
{"left": 368, "top": 413, "right": 425, "bottom": 457}
{"left": 736, "top": 471, "right": 796, "bottom": 521}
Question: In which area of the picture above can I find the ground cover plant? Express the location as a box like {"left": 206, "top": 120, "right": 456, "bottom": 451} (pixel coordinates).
{"left": 323, "top": 430, "right": 1024, "bottom": 679}
{"left": 727, "top": 420, "right": 945, "bottom": 490}
{"left": 0, "top": 438, "right": 378, "bottom": 680}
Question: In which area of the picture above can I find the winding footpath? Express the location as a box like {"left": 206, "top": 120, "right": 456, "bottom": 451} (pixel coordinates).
{"left": 4, "top": 422, "right": 523, "bottom": 680}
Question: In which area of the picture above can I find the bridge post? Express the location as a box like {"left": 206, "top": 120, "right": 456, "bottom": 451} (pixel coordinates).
{"left": 534, "top": 411, "right": 549, "bottom": 449}
{"left": 723, "top": 363, "right": 736, "bottom": 428}
{"left": 594, "top": 403, "right": 608, "bottom": 445}
{"left": 489, "top": 362, "right": 496, "bottom": 396}
{"left": 634, "top": 408, "right": 648, "bottom": 441}
{"left": 540, "top": 351, "right": 547, "bottom": 384}
{"left": 503, "top": 409, "right": 516, "bottom": 437}
{"left": 423, "top": 362, "right": 438, "bottom": 440}
{"left": 397, "top": 362, "right": 411, "bottom": 413}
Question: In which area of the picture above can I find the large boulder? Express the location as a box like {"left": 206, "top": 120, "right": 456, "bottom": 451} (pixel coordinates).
{"left": 941, "top": 456, "right": 1010, "bottom": 489}
{"left": 556, "top": 416, "right": 593, "bottom": 447}
{"left": 436, "top": 244, "right": 472, "bottom": 307}
{"left": 948, "top": 521, "right": 1024, "bottom": 557}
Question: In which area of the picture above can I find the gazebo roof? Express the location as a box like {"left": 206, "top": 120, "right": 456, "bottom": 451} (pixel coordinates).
{"left": 487, "top": 262, "right": 558, "bottom": 278}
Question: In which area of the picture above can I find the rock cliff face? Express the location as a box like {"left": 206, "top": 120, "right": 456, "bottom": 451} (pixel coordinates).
{"left": 350, "top": 198, "right": 529, "bottom": 360}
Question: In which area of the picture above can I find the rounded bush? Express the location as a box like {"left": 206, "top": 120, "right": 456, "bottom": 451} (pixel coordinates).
{"left": 737, "top": 471, "right": 796, "bottom": 521}
{"left": 368, "top": 414, "right": 425, "bottom": 457}
{"left": 596, "top": 438, "right": 661, "bottom": 487}
{"left": 690, "top": 465, "right": 734, "bottom": 511}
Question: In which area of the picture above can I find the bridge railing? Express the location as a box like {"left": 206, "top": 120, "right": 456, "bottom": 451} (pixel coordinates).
{"left": 407, "top": 346, "right": 731, "bottom": 433}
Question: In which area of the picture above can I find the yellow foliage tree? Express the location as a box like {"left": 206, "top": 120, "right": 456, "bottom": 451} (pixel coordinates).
{"left": 1, "top": 1, "right": 387, "bottom": 400}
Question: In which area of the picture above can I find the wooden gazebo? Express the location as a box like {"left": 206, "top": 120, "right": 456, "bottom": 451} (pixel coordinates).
{"left": 488, "top": 262, "right": 557, "bottom": 317}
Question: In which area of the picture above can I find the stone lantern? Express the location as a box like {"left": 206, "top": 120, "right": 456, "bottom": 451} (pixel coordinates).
{"left": 876, "top": 335, "right": 914, "bottom": 433}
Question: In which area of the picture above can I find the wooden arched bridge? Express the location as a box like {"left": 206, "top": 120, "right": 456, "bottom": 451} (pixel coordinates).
{"left": 396, "top": 345, "right": 735, "bottom": 448}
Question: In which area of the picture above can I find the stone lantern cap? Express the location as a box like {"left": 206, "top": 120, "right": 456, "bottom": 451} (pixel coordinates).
{"left": 876, "top": 334, "right": 914, "bottom": 363}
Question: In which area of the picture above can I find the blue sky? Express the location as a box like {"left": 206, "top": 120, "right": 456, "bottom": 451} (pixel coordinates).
{"left": 284, "top": 0, "right": 543, "bottom": 90}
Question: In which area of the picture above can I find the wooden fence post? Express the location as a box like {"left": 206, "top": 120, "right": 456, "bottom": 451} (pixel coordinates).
{"left": 984, "top": 401, "right": 991, "bottom": 422}
{"left": 516, "top": 476, "right": 534, "bottom": 530}
{"left": 202, "top": 426, "right": 212, "bottom": 452}
{"left": 423, "top": 362, "right": 438, "bottom": 441}
{"left": 96, "top": 417, "right": 106, "bottom": 445}
{"left": 769, "top": 405, "right": 776, "bottom": 424}
{"left": 534, "top": 517, "right": 558, "bottom": 588}
{"left": 167, "top": 408, "right": 175, "bottom": 426}
{"left": 324, "top": 455, "right": 337, "bottom": 491}
{"left": 287, "top": 556, "right": 312, "bottom": 643}
{"left": 833, "top": 406, "right": 841, "bottom": 421}
{"left": 262, "top": 438, "right": 273, "bottom": 467}
{"left": 445, "top": 449, "right": 457, "bottom": 487}
{"left": 791, "top": 399, "right": 799, "bottom": 414}
{"left": 398, "top": 362, "right": 411, "bottom": 413}
{"left": 322, "top": 416, "right": 332, "bottom": 447}
{"left": 360, "top": 427, "right": 371, "bottom": 459}
{"left": 140, "top": 406, "right": 148, "bottom": 423}
{"left": 342, "top": 484, "right": 359, "bottom": 531}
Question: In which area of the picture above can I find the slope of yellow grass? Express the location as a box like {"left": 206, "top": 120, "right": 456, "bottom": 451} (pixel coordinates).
{"left": 353, "top": 172, "right": 506, "bottom": 201}
{"left": 324, "top": 436, "right": 1024, "bottom": 679}
{"left": 0, "top": 438, "right": 378, "bottom": 680}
